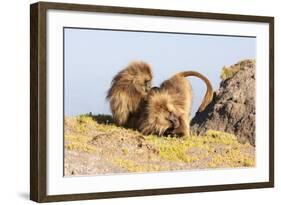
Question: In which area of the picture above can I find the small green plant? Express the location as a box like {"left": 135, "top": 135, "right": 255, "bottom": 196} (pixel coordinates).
{"left": 220, "top": 65, "right": 240, "bottom": 80}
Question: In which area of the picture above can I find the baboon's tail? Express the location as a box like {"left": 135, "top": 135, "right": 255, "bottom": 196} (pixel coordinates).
{"left": 176, "top": 71, "right": 213, "bottom": 112}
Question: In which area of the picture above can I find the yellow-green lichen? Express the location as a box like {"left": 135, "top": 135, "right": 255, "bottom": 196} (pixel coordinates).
{"left": 220, "top": 65, "right": 240, "bottom": 80}
{"left": 145, "top": 130, "right": 255, "bottom": 168}
{"left": 113, "top": 158, "right": 163, "bottom": 172}
{"left": 65, "top": 115, "right": 255, "bottom": 171}
{"left": 65, "top": 134, "right": 95, "bottom": 153}
{"left": 74, "top": 115, "right": 122, "bottom": 133}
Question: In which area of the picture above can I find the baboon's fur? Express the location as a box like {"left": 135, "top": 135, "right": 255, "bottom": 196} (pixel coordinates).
{"left": 107, "top": 61, "right": 153, "bottom": 126}
{"left": 138, "top": 71, "right": 213, "bottom": 137}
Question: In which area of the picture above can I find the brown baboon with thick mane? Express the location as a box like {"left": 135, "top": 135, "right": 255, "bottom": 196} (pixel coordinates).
{"left": 137, "top": 71, "right": 213, "bottom": 137}
{"left": 107, "top": 61, "right": 153, "bottom": 126}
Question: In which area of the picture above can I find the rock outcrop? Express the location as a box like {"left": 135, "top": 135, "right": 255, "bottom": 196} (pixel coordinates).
{"left": 191, "top": 59, "right": 256, "bottom": 146}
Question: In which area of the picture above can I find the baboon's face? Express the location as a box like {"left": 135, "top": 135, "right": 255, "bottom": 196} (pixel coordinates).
{"left": 136, "top": 76, "right": 151, "bottom": 93}
{"left": 163, "top": 112, "right": 180, "bottom": 136}
{"left": 160, "top": 111, "right": 180, "bottom": 136}
{"left": 134, "top": 71, "right": 152, "bottom": 95}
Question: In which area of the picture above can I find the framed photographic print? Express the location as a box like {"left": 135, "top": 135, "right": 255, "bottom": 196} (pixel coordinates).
{"left": 30, "top": 1, "right": 274, "bottom": 202}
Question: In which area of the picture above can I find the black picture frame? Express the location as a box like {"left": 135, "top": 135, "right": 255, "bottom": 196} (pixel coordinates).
{"left": 30, "top": 1, "right": 274, "bottom": 202}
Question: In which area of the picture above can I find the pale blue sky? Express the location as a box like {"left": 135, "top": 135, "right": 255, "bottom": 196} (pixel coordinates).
{"left": 64, "top": 28, "right": 256, "bottom": 117}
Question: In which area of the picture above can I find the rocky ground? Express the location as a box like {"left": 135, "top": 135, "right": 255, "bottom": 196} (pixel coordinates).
{"left": 64, "top": 115, "right": 255, "bottom": 176}
{"left": 191, "top": 59, "right": 256, "bottom": 145}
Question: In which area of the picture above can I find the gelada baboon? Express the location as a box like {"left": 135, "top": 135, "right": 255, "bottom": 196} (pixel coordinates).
{"left": 107, "top": 61, "right": 153, "bottom": 126}
{"left": 138, "top": 71, "right": 213, "bottom": 137}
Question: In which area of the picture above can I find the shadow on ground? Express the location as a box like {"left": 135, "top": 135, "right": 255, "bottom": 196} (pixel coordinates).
{"left": 81, "top": 113, "right": 114, "bottom": 125}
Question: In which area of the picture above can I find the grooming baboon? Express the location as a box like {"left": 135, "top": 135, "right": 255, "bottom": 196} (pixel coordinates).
{"left": 107, "top": 61, "right": 153, "bottom": 126}
{"left": 138, "top": 71, "right": 213, "bottom": 137}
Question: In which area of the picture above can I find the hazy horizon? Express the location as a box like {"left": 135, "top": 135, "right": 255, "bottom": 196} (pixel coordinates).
{"left": 64, "top": 28, "right": 256, "bottom": 117}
